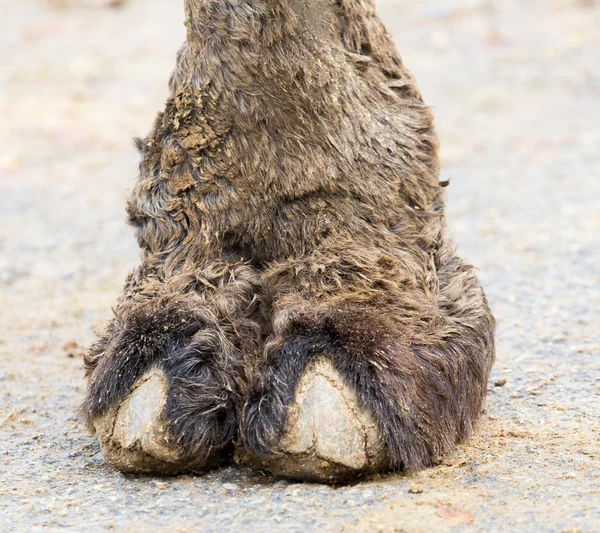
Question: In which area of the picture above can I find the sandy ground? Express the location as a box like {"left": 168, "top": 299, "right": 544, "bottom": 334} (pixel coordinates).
{"left": 1, "top": 0, "right": 599, "bottom": 531}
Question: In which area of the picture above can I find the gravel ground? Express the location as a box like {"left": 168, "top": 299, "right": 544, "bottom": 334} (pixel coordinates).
{"left": 1, "top": 0, "right": 599, "bottom": 531}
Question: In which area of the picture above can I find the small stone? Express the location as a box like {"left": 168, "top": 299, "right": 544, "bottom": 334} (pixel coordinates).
{"left": 494, "top": 379, "right": 507, "bottom": 387}
{"left": 408, "top": 485, "right": 425, "bottom": 494}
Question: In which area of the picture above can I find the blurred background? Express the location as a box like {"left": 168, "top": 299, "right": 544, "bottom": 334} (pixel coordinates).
{"left": 1, "top": 1, "right": 599, "bottom": 531}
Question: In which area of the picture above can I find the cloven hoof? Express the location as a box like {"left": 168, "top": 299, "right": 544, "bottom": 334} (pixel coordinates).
{"left": 237, "top": 358, "right": 390, "bottom": 483}
{"left": 93, "top": 370, "right": 186, "bottom": 475}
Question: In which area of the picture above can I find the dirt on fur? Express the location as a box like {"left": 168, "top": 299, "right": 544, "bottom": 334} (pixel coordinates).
{"left": 1, "top": 0, "right": 599, "bottom": 532}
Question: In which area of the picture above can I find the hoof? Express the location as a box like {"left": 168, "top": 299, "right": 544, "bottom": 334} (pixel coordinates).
{"left": 93, "top": 370, "right": 185, "bottom": 474}
{"left": 239, "top": 358, "right": 390, "bottom": 483}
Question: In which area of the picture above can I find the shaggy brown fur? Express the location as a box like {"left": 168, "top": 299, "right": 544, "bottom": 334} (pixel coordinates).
{"left": 82, "top": 0, "right": 495, "bottom": 476}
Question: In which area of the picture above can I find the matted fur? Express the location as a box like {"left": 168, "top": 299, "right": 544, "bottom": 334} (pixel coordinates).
{"left": 82, "top": 0, "right": 495, "bottom": 476}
